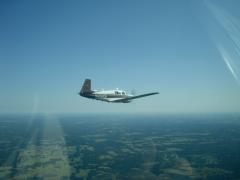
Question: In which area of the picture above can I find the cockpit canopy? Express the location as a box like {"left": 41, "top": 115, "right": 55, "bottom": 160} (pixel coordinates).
{"left": 115, "top": 91, "right": 126, "bottom": 95}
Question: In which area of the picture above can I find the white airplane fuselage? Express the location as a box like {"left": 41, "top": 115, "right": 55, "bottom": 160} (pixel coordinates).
{"left": 89, "top": 89, "right": 133, "bottom": 103}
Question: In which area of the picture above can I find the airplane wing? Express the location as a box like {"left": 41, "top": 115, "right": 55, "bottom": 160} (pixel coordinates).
{"left": 112, "top": 92, "right": 159, "bottom": 103}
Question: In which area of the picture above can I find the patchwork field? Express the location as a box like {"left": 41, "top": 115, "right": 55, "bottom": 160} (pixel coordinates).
{"left": 0, "top": 114, "right": 240, "bottom": 179}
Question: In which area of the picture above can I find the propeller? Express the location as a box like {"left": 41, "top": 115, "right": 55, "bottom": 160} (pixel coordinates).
{"left": 131, "top": 89, "right": 137, "bottom": 96}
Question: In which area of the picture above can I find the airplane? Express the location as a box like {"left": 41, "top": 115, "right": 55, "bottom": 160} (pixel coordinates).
{"left": 79, "top": 79, "right": 159, "bottom": 103}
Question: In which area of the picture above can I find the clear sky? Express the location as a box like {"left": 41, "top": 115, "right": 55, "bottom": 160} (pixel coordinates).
{"left": 0, "top": 0, "right": 240, "bottom": 114}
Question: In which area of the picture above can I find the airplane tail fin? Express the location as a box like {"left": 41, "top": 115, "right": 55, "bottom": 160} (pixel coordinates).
{"left": 80, "top": 79, "right": 91, "bottom": 94}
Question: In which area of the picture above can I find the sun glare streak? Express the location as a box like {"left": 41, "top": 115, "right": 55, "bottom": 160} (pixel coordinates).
{"left": 205, "top": 1, "right": 240, "bottom": 85}
{"left": 12, "top": 115, "right": 71, "bottom": 179}
{"left": 217, "top": 45, "right": 239, "bottom": 82}
{"left": 32, "top": 93, "right": 39, "bottom": 115}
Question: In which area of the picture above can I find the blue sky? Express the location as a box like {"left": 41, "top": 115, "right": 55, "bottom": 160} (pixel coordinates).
{"left": 0, "top": 0, "right": 240, "bottom": 114}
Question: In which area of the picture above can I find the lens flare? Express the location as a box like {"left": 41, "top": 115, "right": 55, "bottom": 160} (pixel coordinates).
{"left": 205, "top": 1, "right": 240, "bottom": 85}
